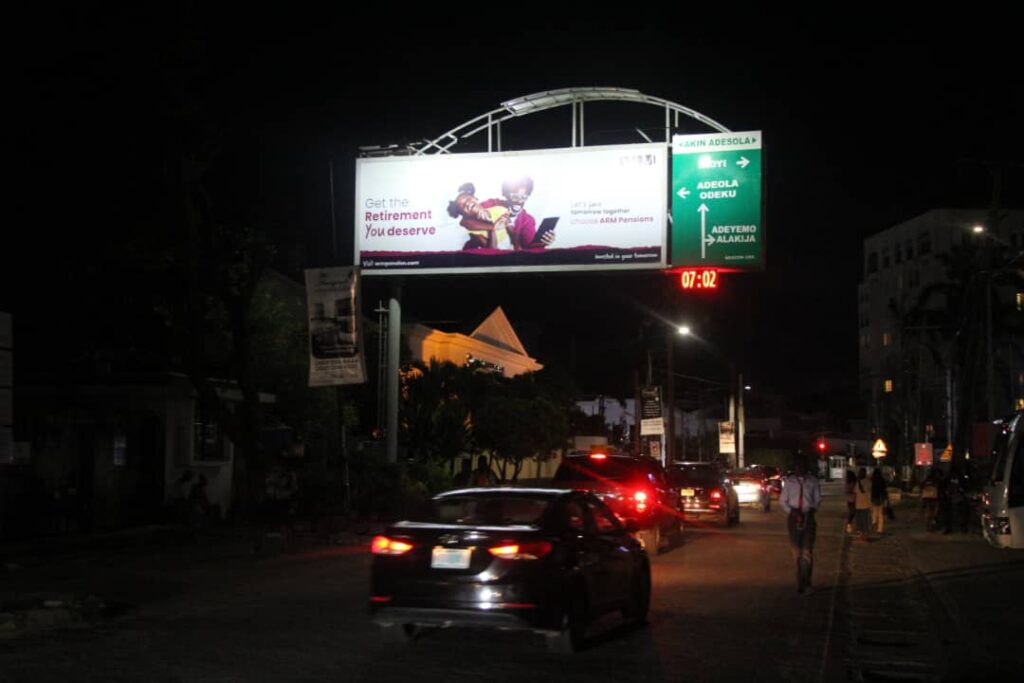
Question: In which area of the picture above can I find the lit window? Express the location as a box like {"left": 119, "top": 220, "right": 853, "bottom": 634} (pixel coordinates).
{"left": 882, "top": 332, "right": 891, "bottom": 347}
{"left": 1017, "top": 292, "right": 1023, "bottom": 312}
{"left": 1017, "top": 398, "right": 1024, "bottom": 411}
{"left": 884, "top": 379, "right": 894, "bottom": 393}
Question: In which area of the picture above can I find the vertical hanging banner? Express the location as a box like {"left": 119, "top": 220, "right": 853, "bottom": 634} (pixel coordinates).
{"left": 719, "top": 421, "right": 736, "bottom": 454}
{"left": 640, "top": 387, "right": 664, "bottom": 436}
{"left": 305, "top": 267, "right": 367, "bottom": 387}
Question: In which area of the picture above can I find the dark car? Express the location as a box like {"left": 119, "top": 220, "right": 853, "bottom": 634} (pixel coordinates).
{"left": 369, "top": 487, "right": 651, "bottom": 653}
{"left": 551, "top": 448, "right": 683, "bottom": 555}
{"left": 729, "top": 468, "right": 771, "bottom": 512}
{"left": 667, "top": 461, "right": 739, "bottom": 527}
{"left": 750, "top": 464, "right": 782, "bottom": 499}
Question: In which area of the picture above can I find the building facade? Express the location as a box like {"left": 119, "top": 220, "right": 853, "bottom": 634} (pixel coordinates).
{"left": 858, "top": 208, "right": 1024, "bottom": 462}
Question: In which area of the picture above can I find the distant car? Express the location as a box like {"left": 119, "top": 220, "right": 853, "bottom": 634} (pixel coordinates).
{"left": 369, "top": 487, "right": 651, "bottom": 653}
{"left": 551, "top": 447, "right": 682, "bottom": 556}
{"left": 729, "top": 468, "right": 771, "bottom": 512}
{"left": 667, "top": 462, "right": 739, "bottom": 527}
{"left": 750, "top": 464, "right": 782, "bottom": 499}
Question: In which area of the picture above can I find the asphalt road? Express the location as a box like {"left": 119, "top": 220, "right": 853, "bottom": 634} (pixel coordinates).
{"left": 0, "top": 484, "right": 851, "bottom": 682}
{"left": 6, "top": 481, "right": 1022, "bottom": 682}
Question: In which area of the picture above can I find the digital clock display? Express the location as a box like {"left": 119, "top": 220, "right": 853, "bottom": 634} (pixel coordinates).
{"left": 679, "top": 269, "right": 719, "bottom": 290}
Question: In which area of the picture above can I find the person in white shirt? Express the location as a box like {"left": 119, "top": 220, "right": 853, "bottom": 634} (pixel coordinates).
{"left": 779, "top": 456, "right": 822, "bottom": 594}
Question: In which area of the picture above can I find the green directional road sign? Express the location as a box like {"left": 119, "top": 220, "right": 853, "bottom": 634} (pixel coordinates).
{"left": 671, "top": 131, "right": 763, "bottom": 269}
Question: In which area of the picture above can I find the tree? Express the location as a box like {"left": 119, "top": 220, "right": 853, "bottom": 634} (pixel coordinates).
{"left": 400, "top": 360, "right": 489, "bottom": 472}
{"left": 475, "top": 372, "right": 572, "bottom": 482}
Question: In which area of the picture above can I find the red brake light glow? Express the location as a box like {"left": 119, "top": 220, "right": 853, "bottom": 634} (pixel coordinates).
{"left": 589, "top": 452, "right": 608, "bottom": 460}
{"left": 710, "top": 489, "right": 723, "bottom": 501}
{"left": 634, "top": 489, "right": 649, "bottom": 512}
{"left": 488, "top": 541, "right": 553, "bottom": 560}
{"left": 371, "top": 535, "right": 414, "bottom": 555}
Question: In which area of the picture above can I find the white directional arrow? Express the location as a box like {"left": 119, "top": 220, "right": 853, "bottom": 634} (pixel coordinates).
{"left": 736, "top": 156, "right": 750, "bottom": 169}
{"left": 698, "top": 203, "right": 710, "bottom": 260}
{"left": 676, "top": 186, "right": 690, "bottom": 200}
{"left": 704, "top": 235, "right": 716, "bottom": 246}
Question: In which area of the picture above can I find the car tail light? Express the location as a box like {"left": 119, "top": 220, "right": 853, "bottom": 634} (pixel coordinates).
{"left": 589, "top": 452, "right": 608, "bottom": 460}
{"left": 371, "top": 535, "right": 414, "bottom": 555}
{"left": 488, "top": 540, "right": 553, "bottom": 560}
{"left": 633, "top": 489, "right": 650, "bottom": 512}
{"left": 709, "top": 489, "right": 723, "bottom": 501}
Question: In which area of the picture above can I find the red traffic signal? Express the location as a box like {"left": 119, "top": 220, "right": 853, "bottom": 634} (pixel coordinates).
{"left": 816, "top": 438, "right": 827, "bottom": 453}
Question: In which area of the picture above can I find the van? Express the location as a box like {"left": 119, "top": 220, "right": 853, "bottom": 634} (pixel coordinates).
{"left": 982, "top": 412, "right": 1024, "bottom": 549}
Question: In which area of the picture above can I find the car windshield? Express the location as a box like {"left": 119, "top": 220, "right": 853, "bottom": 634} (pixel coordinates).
{"left": 668, "top": 466, "right": 721, "bottom": 486}
{"left": 552, "top": 458, "right": 637, "bottom": 484}
{"left": 423, "top": 494, "right": 551, "bottom": 526}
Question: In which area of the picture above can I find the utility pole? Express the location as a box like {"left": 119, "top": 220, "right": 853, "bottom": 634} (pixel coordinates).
{"left": 737, "top": 372, "right": 745, "bottom": 469}
{"left": 666, "top": 330, "right": 674, "bottom": 466}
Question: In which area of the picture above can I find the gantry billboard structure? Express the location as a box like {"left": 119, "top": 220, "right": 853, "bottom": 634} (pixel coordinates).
{"left": 353, "top": 87, "right": 763, "bottom": 276}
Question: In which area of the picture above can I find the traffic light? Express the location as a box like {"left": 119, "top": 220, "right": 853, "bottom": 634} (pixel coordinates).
{"left": 816, "top": 437, "right": 827, "bottom": 454}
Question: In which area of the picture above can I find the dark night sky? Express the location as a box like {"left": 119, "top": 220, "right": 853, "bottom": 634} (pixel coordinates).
{"left": 6, "top": 7, "right": 1024, "bottom": 414}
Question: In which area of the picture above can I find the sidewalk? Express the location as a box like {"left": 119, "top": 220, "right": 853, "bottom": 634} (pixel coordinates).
{"left": 0, "top": 516, "right": 386, "bottom": 640}
{"left": 840, "top": 492, "right": 1024, "bottom": 680}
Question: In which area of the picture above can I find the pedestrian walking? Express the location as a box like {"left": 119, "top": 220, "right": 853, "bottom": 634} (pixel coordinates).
{"left": 854, "top": 467, "right": 871, "bottom": 541}
{"left": 844, "top": 469, "right": 857, "bottom": 534}
{"left": 920, "top": 468, "right": 940, "bottom": 531}
{"left": 948, "top": 466, "right": 970, "bottom": 533}
{"left": 780, "top": 456, "right": 821, "bottom": 594}
{"left": 870, "top": 467, "right": 888, "bottom": 534}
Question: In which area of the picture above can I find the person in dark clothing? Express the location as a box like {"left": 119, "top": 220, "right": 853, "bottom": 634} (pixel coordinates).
{"left": 456, "top": 458, "right": 473, "bottom": 488}
{"left": 935, "top": 469, "right": 954, "bottom": 534}
{"left": 946, "top": 467, "right": 969, "bottom": 533}
{"left": 844, "top": 469, "right": 857, "bottom": 534}
{"left": 870, "top": 468, "right": 888, "bottom": 534}
{"left": 471, "top": 455, "right": 498, "bottom": 487}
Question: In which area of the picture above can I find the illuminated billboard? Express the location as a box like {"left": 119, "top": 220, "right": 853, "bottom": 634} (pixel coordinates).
{"left": 355, "top": 143, "right": 667, "bottom": 275}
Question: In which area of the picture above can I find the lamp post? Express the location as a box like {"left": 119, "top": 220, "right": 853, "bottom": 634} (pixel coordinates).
{"left": 665, "top": 324, "right": 691, "bottom": 465}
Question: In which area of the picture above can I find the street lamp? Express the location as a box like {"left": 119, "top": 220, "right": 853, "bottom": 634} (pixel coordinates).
{"left": 665, "top": 322, "right": 694, "bottom": 465}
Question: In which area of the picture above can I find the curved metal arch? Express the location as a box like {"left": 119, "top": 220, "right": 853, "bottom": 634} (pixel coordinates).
{"left": 406, "top": 87, "right": 731, "bottom": 156}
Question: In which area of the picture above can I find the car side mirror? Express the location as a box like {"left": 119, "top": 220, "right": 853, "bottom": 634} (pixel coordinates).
{"left": 622, "top": 519, "right": 640, "bottom": 533}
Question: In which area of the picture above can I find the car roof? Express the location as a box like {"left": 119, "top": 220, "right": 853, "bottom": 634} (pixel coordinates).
{"left": 436, "top": 487, "right": 575, "bottom": 499}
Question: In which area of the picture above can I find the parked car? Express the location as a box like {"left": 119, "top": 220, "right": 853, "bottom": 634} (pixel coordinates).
{"left": 667, "top": 461, "right": 739, "bottom": 527}
{"left": 551, "top": 447, "right": 682, "bottom": 556}
{"left": 729, "top": 468, "right": 771, "bottom": 512}
{"left": 369, "top": 487, "right": 651, "bottom": 653}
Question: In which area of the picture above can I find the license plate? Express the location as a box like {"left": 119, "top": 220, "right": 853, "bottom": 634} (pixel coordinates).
{"left": 431, "top": 547, "right": 471, "bottom": 569}
{"left": 682, "top": 488, "right": 695, "bottom": 497}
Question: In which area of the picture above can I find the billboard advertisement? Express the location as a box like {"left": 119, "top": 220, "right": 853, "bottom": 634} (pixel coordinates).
{"left": 355, "top": 143, "right": 668, "bottom": 275}
{"left": 305, "top": 267, "right": 367, "bottom": 387}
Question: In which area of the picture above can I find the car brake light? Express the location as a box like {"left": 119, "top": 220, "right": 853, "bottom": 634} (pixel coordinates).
{"left": 371, "top": 535, "right": 414, "bottom": 555}
{"left": 710, "top": 489, "right": 723, "bottom": 501}
{"left": 634, "top": 489, "right": 649, "bottom": 512}
{"left": 488, "top": 541, "right": 553, "bottom": 560}
{"left": 589, "top": 452, "right": 607, "bottom": 460}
